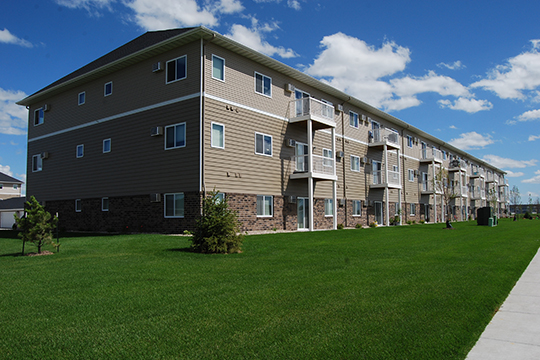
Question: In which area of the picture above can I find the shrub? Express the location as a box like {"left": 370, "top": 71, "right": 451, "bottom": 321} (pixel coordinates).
{"left": 337, "top": 223, "right": 344, "bottom": 230}
{"left": 355, "top": 223, "right": 363, "bottom": 229}
{"left": 407, "top": 220, "right": 413, "bottom": 225}
{"left": 419, "top": 220, "right": 425, "bottom": 224}
{"left": 191, "top": 190, "right": 243, "bottom": 254}
{"left": 369, "top": 222, "right": 377, "bottom": 228}
{"left": 524, "top": 212, "right": 533, "bottom": 220}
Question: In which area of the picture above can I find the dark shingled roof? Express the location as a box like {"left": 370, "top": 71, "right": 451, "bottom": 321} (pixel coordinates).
{"left": 0, "top": 172, "right": 24, "bottom": 184}
{"left": 0, "top": 196, "right": 26, "bottom": 210}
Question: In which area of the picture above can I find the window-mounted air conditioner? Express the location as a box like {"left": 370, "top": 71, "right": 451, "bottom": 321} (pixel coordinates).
{"left": 151, "top": 126, "right": 163, "bottom": 136}
{"left": 287, "top": 138, "right": 296, "bottom": 147}
{"left": 288, "top": 195, "right": 297, "bottom": 204}
{"left": 41, "top": 152, "right": 49, "bottom": 159}
{"left": 361, "top": 114, "right": 367, "bottom": 122}
{"left": 337, "top": 104, "right": 344, "bottom": 112}
{"left": 361, "top": 156, "right": 369, "bottom": 164}
{"left": 286, "top": 83, "right": 295, "bottom": 93}
{"left": 339, "top": 199, "right": 345, "bottom": 206}
{"left": 150, "top": 193, "right": 161, "bottom": 202}
{"left": 152, "top": 62, "right": 163, "bottom": 72}
{"left": 414, "top": 170, "right": 419, "bottom": 176}
{"left": 337, "top": 151, "right": 344, "bottom": 158}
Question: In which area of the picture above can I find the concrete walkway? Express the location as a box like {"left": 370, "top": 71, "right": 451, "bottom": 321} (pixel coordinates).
{"left": 466, "top": 248, "right": 540, "bottom": 360}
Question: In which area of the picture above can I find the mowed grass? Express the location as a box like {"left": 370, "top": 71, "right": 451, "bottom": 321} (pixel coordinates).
{"left": 1, "top": 219, "right": 539, "bottom": 359}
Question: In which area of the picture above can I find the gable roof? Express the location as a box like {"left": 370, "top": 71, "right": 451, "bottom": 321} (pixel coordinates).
{"left": 0, "top": 172, "right": 24, "bottom": 184}
{"left": 0, "top": 196, "right": 26, "bottom": 211}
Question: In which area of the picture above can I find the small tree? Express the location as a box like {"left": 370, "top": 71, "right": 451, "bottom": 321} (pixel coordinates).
{"left": 487, "top": 188, "right": 498, "bottom": 211}
{"left": 191, "top": 190, "right": 243, "bottom": 254}
{"left": 509, "top": 185, "right": 521, "bottom": 213}
{"left": 15, "top": 196, "right": 58, "bottom": 255}
{"left": 433, "top": 168, "right": 458, "bottom": 220}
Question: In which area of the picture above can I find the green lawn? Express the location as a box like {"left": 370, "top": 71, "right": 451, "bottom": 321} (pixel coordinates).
{"left": 1, "top": 219, "right": 538, "bottom": 359}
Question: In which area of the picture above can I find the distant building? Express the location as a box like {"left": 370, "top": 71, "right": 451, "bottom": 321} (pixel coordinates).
{"left": 0, "top": 172, "right": 23, "bottom": 200}
{"left": 0, "top": 196, "right": 25, "bottom": 229}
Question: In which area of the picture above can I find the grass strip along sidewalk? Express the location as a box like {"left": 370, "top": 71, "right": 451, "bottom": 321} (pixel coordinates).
{"left": 1, "top": 218, "right": 538, "bottom": 359}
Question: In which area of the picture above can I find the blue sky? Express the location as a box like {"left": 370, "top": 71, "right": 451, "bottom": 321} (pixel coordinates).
{"left": 1, "top": 0, "right": 539, "bottom": 202}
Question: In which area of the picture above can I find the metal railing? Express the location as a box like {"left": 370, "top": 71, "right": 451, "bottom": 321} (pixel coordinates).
{"left": 291, "top": 97, "right": 335, "bottom": 122}
{"left": 372, "top": 170, "right": 400, "bottom": 186}
{"left": 422, "top": 148, "right": 443, "bottom": 162}
{"left": 371, "top": 129, "right": 399, "bottom": 146}
{"left": 292, "top": 154, "right": 335, "bottom": 176}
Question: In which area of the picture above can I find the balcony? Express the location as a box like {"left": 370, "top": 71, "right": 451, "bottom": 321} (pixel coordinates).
{"left": 469, "top": 167, "right": 484, "bottom": 178}
{"left": 461, "top": 185, "right": 468, "bottom": 197}
{"left": 471, "top": 189, "right": 486, "bottom": 200}
{"left": 370, "top": 170, "right": 401, "bottom": 189}
{"left": 369, "top": 129, "right": 400, "bottom": 150}
{"left": 289, "top": 98, "right": 335, "bottom": 129}
{"left": 485, "top": 172, "right": 498, "bottom": 183}
{"left": 499, "top": 179, "right": 509, "bottom": 187}
{"left": 420, "top": 148, "right": 443, "bottom": 163}
{"left": 290, "top": 154, "right": 337, "bottom": 181}
{"left": 448, "top": 159, "right": 467, "bottom": 172}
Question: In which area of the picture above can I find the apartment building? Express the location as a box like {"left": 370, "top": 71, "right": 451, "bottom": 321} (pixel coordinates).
{"left": 17, "top": 26, "right": 508, "bottom": 233}
{"left": 0, "top": 172, "right": 23, "bottom": 200}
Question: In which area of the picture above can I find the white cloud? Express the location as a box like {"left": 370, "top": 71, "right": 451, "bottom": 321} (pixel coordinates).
{"left": 212, "top": 0, "right": 244, "bottom": 14}
{"left": 448, "top": 132, "right": 494, "bottom": 150}
{"left": 449, "top": 125, "right": 457, "bottom": 129}
{"left": 529, "top": 134, "right": 540, "bottom": 141}
{"left": 517, "top": 109, "right": 540, "bottom": 121}
{"left": 0, "top": 165, "right": 13, "bottom": 177}
{"left": 471, "top": 40, "right": 540, "bottom": 100}
{"left": 287, "top": 0, "right": 300, "bottom": 10}
{"left": 438, "top": 97, "right": 492, "bottom": 113}
{"left": 505, "top": 170, "right": 525, "bottom": 178}
{"left": 226, "top": 22, "right": 297, "bottom": 58}
{"left": 482, "top": 154, "right": 538, "bottom": 169}
{"left": 0, "top": 28, "right": 33, "bottom": 48}
{"left": 437, "top": 61, "right": 465, "bottom": 70}
{"left": 523, "top": 170, "right": 540, "bottom": 184}
{"left": 0, "top": 88, "right": 28, "bottom": 135}
{"left": 55, "top": 0, "right": 114, "bottom": 15}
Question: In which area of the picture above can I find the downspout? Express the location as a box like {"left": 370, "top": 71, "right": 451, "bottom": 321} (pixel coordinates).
{"left": 199, "top": 37, "right": 204, "bottom": 198}
{"left": 340, "top": 100, "right": 348, "bottom": 227}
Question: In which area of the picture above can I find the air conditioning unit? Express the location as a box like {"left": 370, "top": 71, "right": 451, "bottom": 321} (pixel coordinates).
{"left": 152, "top": 62, "right": 163, "bottom": 72}
{"left": 43, "top": 104, "right": 50, "bottom": 112}
{"left": 287, "top": 138, "right": 296, "bottom": 147}
{"left": 285, "top": 83, "right": 295, "bottom": 93}
{"left": 414, "top": 170, "right": 419, "bottom": 176}
{"left": 150, "top": 193, "right": 161, "bottom": 202}
{"left": 339, "top": 198, "right": 345, "bottom": 206}
{"left": 337, "top": 104, "right": 344, "bottom": 112}
{"left": 288, "top": 195, "right": 297, "bottom": 204}
{"left": 41, "top": 152, "right": 49, "bottom": 159}
{"left": 361, "top": 114, "right": 367, "bottom": 122}
{"left": 151, "top": 126, "right": 163, "bottom": 136}
{"left": 337, "top": 151, "right": 344, "bottom": 158}
{"left": 361, "top": 156, "right": 369, "bottom": 164}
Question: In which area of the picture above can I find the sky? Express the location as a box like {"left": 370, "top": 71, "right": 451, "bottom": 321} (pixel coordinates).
{"left": 1, "top": 0, "right": 539, "bottom": 202}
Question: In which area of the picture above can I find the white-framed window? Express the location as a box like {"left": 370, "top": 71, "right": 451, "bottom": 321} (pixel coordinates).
{"left": 216, "top": 192, "right": 225, "bottom": 203}
{"left": 442, "top": 150, "right": 447, "bottom": 160}
{"left": 0, "top": 184, "right": 2, "bottom": 189}
{"left": 78, "top": 92, "right": 86, "bottom": 105}
{"left": 407, "top": 135, "right": 413, "bottom": 148}
{"left": 76, "top": 144, "right": 84, "bottom": 158}
{"left": 350, "top": 155, "right": 360, "bottom": 172}
{"left": 32, "top": 155, "right": 42, "bottom": 172}
{"left": 212, "top": 55, "right": 225, "bottom": 81}
{"left": 75, "top": 199, "right": 81, "bottom": 212}
{"left": 392, "top": 165, "right": 399, "bottom": 180}
{"left": 255, "top": 72, "right": 272, "bottom": 97}
{"left": 255, "top": 132, "right": 272, "bottom": 156}
{"left": 408, "top": 169, "right": 415, "bottom": 182}
{"left": 256, "top": 195, "right": 273, "bottom": 217}
{"left": 323, "top": 148, "right": 333, "bottom": 167}
{"left": 325, "top": 199, "right": 334, "bottom": 217}
{"left": 165, "top": 123, "right": 186, "bottom": 150}
{"left": 34, "top": 108, "right": 44, "bottom": 126}
{"left": 211, "top": 122, "right": 224, "bottom": 149}
{"left": 13, "top": 184, "right": 18, "bottom": 189}
{"left": 349, "top": 111, "right": 359, "bottom": 128}
{"left": 103, "top": 138, "right": 111, "bottom": 153}
{"left": 410, "top": 203, "right": 416, "bottom": 216}
{"left": 102, "top": 197, "right": 109, "bottom": 212}
{"left": 353, "top": 200, "right": 362, "bottom": 216}
{"left": 166, "top": 55, "right": 187, "bottom": 84}
{"left": 104, "top": 82, "right": 113, "bottom": 96}
{"left": 164, "top": 193, "right": 184, "bottom": 218}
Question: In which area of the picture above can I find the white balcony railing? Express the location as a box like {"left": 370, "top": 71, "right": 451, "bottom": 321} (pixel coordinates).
{"left": 370, "top": 129, "right": 399, "bottom": 147}
{"left": 292, "top": 154, "right": 335, "bottom": 176}
{"left": 470, "top": 166, "right": 484, "bottom": 178}
{"left": 422, "top": 148, "right": 443, "bottom": 162}
{"left": 290, "top": 98, "right": 335, "bottom": 125}
{"left": 486, "top": 172, "right": 494, "bottom": 182}
{"left": 372, "top": 170, "right": 400, "bottom": 186}
{"left": 462, "top": 186, "right": 468, "bottom": 196}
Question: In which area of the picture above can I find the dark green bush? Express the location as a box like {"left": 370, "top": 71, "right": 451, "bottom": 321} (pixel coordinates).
{"left": 190, "top": 190, "right": 243, "bottom": 254}
{"left": 355, "top": 223, "right": 362, "bottom": 229}
{"left": 337, "top": 223, "right": 344, "bottom": 230}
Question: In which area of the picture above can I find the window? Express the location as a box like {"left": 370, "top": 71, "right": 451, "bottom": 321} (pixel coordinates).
{"left": 76, "top": 144, "right": 84, "bottom": 158}
{"left": 104, "top": 82, "right": 113, "bottom": 96}
{"left": 255, "top": 132, "right": 272, "bottom": 156}
{"left": 75, "top": 199, "right": 81, "bottom": 212}
{"left": 408, "top": 169, "right": 415, "bottom": 182}
{"left": 392, "top": 165, "right": 399, "bottom": 180}
{"left": 166, "top": 55, "right": 187, "bottom": 83}
{"left": 103, "top": 139, "right": 111, "bottom": 153}
{"left": 255, "top": 72, "right": 271, "bottom": 97}
{"left": 410, "top": 203, "right": 416, "bottom": 216}
{"left": 407, "top": 135, "right": 413, "bottom": 148}
{"left": 164, "top": 193, "right": 184, "bottom": 218}
{"left": 102, "top": 197, "right": 109, "bottom": 212}
{"left": 325, "top": 199, "right": 334, "bottom": 216}
{"left": 211, "top": 123, "right": 224, "bottom": 148}
{"left": 442, "top": 150, "right": 447, "bottom": 160}
{"left": 350, "top": 155, "right": 360, "bottom": 172}
{"left": 323, "top": 148, "right": 333, "bottom": 167}
{"left": 216, "top": 192, "right": 225, "bottom": 203}
{"left": 165, "top": 123, "right": 186, "bottom": 149}
{"left": 34, "top": 108, "right": 44, "bottom": 126}
{"left": 353, "top": 200, "right": 362, "bottom": 216}
{"left": 257, "top": 195, "right": 273, "bottom": 217}
{"left": 212, "top": 55, "right": 225, "bottom": 81}
{"left": 78, "top": 92, "right": 85, "bottom": 105}
{"left": 349, "top": 111, "right": 359, "bottom": 128}
{"left": 0, "top": 184, "right": 2, "bottom": 189}
{"left": 13, "top": 184, "right": 18, "bottom": 189}
{"left": 32, "top": 155, "right": 42, "bottom": 172}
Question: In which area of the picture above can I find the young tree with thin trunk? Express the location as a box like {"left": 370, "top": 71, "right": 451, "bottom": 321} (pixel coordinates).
{"left": 433, "top": 168, "right": 458, "bottom": 221}
{"left": 15, "top": 196, "right": 58, "bottom": 255}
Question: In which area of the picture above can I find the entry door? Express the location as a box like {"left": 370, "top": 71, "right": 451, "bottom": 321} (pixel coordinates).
{"left": 372, "top": 161, "right": 382, "bottom": 185}
{"left": 422, "top": 172, "right": 428, "bottom": 191}
{"left": 297, "top": 197, "right": 309, "bottom": 230}
{"left": 374, "top": 201, "right": 383, "bottom": 225}
{"left": 295, "top": 90, "right": 309, "bottom": 117}
{"left": 424, "top": 204, "right": 430, "bottom": 222}
{"left": 295, "top": 142, "right": 309, "bottom": 172}
{"left": 371, "top": 121, "right": 380, "bottom": 141}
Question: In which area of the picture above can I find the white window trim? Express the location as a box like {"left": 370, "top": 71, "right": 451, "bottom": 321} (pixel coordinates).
{"left": 76, "top": 144, "right": 84, "bottom": 158}
{"left": 211, "top": 122, "right": 225, "bottom": 149}
{"left": 349, "top": 111, "right": 359, "bottom": 129}
{"left": 166, "top": 55, "right": 187, "bottom": 84}
{"left": 350, "top": 155, "right": 360, "bottom": 172}
{"left": 104, "top": 82, "right": 113, "bottom": 97}
{"left": 164, "top": 193, "right": 185, "bottom": 218}
{"left": 407, "top": 135, "right": 413, "bottom": 148}
{"left": 102, "top": 197, "right": 109, "bottom": 212}
{"left": 254, "top": 71, "right": 272, "bottom": 98}
{"left": 353, "top": 200, "right": 362, "bottom": 217}
{"left": 34, "top": 108, "right": 44, "bottom": 126}
{"left": 410, "top": 203, "right": 416, "bottom": 216}
{"left": 164, "top": 122, "right": 186, "bottom": 150}
{"left": 75, "top": 199, "right": 81, "bottom": 212}
{"left": 256, "top": 195, "right": 273, "bottom": 217}
{"left": 103, "top": 138, "right": 111, "bottom": 153}
{"left": 32, "top": 154, "right": 42, "bottom": 172}
{"left": 255, "top": 132, "right": 272, "bottom": 157}
{"left": 78, "top": 92, "right": 86, "bottom": 105}
{"left": 324, "top": 199, "right": 334, "bottom": 217}
{"left": 408, "top": 169, "right": 415, "bottom": 182}
{"left": 212, "top": 54, "right": 225, "bottom": 82}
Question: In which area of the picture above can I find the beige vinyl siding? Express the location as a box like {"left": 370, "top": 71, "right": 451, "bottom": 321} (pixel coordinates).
{"left": 27, "top": 98, "right": 200, "bottom": 201}
{"left": 28, "top": 42, "right": 201, "bottom": 140}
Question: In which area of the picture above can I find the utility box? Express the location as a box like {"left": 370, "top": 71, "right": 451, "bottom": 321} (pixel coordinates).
{"left": 477, "top": 207, "right": 496, "bottom": 226}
